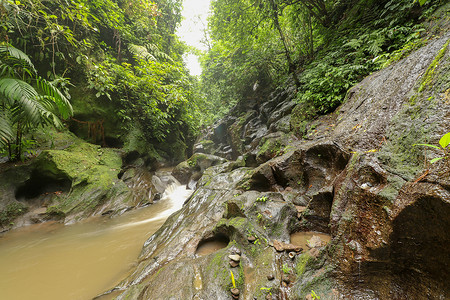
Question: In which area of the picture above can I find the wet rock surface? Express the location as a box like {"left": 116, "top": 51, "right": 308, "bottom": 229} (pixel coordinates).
{"left": 95, "top": 31, "right": 450, "bottom": 300}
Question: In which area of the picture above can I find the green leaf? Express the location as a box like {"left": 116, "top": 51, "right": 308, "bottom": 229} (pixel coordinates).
{"left": 414, "top": 143, "right": 441, "bottom": 150}
{"left": 36, "top": 77, "right": 73, "bottom": 119}
{"left": 430, "top": 157, "right": 444, "bottom": 164}
{"left": 0, "top": 43, "right": 36, "bottom": 74}
{"left": 0, "top": 111, "right": 13, "bottom": 146}
{"left": 419, "top": 0, "right": 427, "bottom": 6}
{"left": 0, "top": 78, "right": 41, "bottom": 123}
{"left": 438, "top": 132, "right": 450, "bottom": 149}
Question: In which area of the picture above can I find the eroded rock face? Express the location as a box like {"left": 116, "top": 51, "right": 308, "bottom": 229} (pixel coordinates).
{"left": 193, "top": 86, "right": 297, "bottom": 161}
{"left": 326, "top": 33, "right": 450, "bottom": 298}
{"left": 100, "top": 32, "right": 450, "bottom": 299}
{"left": 172, "top": 153, "right": 228, "bottom": 185}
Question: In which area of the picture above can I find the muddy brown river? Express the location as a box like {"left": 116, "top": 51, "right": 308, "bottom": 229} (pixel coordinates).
{"left": 0, "top": 184, "right": 192, "bottom": 300}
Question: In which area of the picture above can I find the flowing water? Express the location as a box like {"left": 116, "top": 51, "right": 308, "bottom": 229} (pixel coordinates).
{"left": 0, "top": 183, "right": 192, "bottom": 300}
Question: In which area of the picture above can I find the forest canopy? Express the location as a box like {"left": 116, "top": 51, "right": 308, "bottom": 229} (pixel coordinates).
{"left": 0, "top": 0, "right": 444, "bottom": 161}
{"left": 200, "top": 0, "right": 441, "bottom": 117}
{"left": 0, "top": 0, "right": 204, "bottom": 161}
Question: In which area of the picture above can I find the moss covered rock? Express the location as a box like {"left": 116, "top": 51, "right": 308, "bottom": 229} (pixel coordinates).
{"left": 172, "top": 153, "right": 227, "bottom": 184}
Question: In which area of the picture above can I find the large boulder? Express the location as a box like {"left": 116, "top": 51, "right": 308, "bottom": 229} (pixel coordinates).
{"left": 172, "top": 153, "right": 228, "bottom": 185}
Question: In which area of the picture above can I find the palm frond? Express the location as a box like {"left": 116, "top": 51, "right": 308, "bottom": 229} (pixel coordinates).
{"left": 129, "top": 44, "right": 157, "bottom": 61}
{"left": 0, "top": 43, "right": 37, "bottom": 74}
{"left": 36, "top": 77, "right": 73, "bottom": 119}
{"left": 0, "top": 78, "right": 41, "bottom": 124}
{"left": 0, "top": 110, "right": 13, "bottom": 147}
{"left": 145, "top": 43, "right": 174, "bottom": 63}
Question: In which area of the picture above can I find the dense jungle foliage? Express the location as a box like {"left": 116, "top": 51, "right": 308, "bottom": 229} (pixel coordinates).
{"left": 0, "top": 0, "right": 201, "bottom": 161}
{"left": 200, "top": 0, "right": 443, "bottom": 117}
{"left": 0, "top": 0, "right": 445, "bottom": 162}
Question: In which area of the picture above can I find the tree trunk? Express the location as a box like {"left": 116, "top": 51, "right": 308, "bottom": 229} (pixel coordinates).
{"left": 268, "top": 0, "right": 300, "bottom": 88}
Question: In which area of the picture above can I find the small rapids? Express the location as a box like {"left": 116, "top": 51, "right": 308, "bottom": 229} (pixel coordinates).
{"left": 0, "top": 179, "right": 192, "bottom": 300}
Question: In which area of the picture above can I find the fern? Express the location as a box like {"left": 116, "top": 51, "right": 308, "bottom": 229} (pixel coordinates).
{"left": 0, "top": 44, "right": 72, "bottom": 160}
{"left": 36, "top": 77, "right": 73, "bottom": 119}
{"left": 128, "top": 43, "right": 174, "bottom": 63}
{"left": 0, "top": 111, "right": 13, "bottom": 146}
{"left": 344, "top": 39, "right": 362, "bottom": 50}
{"left": 0, "top": 43, "right": 36, "bottom": 74}
{"left": 128, "top": 44, "right": 157, "bottom": 61}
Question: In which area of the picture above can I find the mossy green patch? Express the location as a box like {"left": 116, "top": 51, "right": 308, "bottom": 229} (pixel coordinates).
{"left": 0, "top": 202, "right": 28, "bottom": 227}
{"left": 269, "top": 222, "right": 284, "bottom": 238}
{"left": 35, "top": 140, "right": 124, "bottom": 216}
{"left": 229, "top": 111, "right": 256, "bottom": 154}
{"left": 187, "top": 153, "right": 208, "bottom": 168}
{"left": 295, "top": 252, "right": 315, "bottom": 277}
{"left": 205, "top": 247, "right": 245, "bottom": 291}
{"left": 256, "top": 135, "right": 286, "bottom": 161}
{"left": 378, "top": 175, "right": 405, "bottom": 203}
{"left": 199, "top": 139, "right": 216, "bottom": 154}
{"left": 123, "top": 126, "right": 163, "bottom": 162}
{"left": 295, "top": 266, "right": 334, "bottom": 299}
{"left": 227, "top": 217, "right": 248, "bottom": 230}
{"left": 418, "top": 40, "right": 449, "bottom": 94}
{"left": 377, "top": 119, "right": 428, "bottom": 181}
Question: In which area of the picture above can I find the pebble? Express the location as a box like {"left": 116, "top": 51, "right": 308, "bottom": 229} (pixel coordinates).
{"left": 231, "top": 248, "right": 241, "bottom": 255}
{"left": 282, "top": 275, "right": 290, "bottom": 284}
{"left": 229, "top": 254, "right": 241, "bottom": 262}
{"left": 229, "top": 260, "right": 239, "bottom": 268}
{"left": 267, "top": 274, "right": 274, "bottom": 281}
{"left": 231, "top": 288, "right": 240, "bottom": 296}
{"left": 247, "top": 236, "right": 256, "bottom": 243}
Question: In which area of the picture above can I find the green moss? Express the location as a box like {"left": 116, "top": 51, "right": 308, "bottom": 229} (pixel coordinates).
{"left": 229, "top": 111, "right": 255, "bottom": 154}
{"left": 0, "top": 202, "right": 28, "bottom": 226}
{"left": 207, "top": 251, "right": 227, "bottom": 273}
{"left": 377, "top": 121, "right": 427, "bottom": 181}
{"left": 206, "top": 248, "right": 245, "bottom": 291}
{"left": 378, "top": 175, "right": 405, "bottom": 203}
{"left": 296, "top": 267, "right": 334, "bottom": 299}
{"left": 187, "top": 153, "right": 208, "bottom": 168}
{"left": 228, "top": 217, "right": 248, "bottom": 229}
{"left": 256, "top": 137, "right": 284, "bottom": 159}
{"left": 383, "top": 38, "right": 427, "bottom": 68}
{"left": 295, "top": 253, "right": 317, "bottom": 277}
{"left": 270, "top": 222, "right": 284, "bottom": 237}
{"left": 123, "top": 127, "right": 161, "bottom": 159}
{"left": 35, "top": 140, "right": 124, "bottom": 216}
{"left": 207, "top": 193, "right": 216, "bottom": 202}
{"left": 418, "top": 40, "right": 449, "bottom": 93}
{"left": 199, "top": 139, "right": 216, "bottom": 154}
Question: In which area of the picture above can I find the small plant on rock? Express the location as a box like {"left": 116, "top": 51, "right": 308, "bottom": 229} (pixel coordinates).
{"left": 256, "top": 196, "right": 268, "bottom": 202}
{"left": 311, "top": 290, "right": 321, "bottom": 300}
{"left": 416, "top": 132, "right": 450, "bottom": 171}
{"left": 282, "top": 263, "right": 291, "bottom": 274}
{"left": 260, "top": 287, "right": 272, "bottom": 296}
